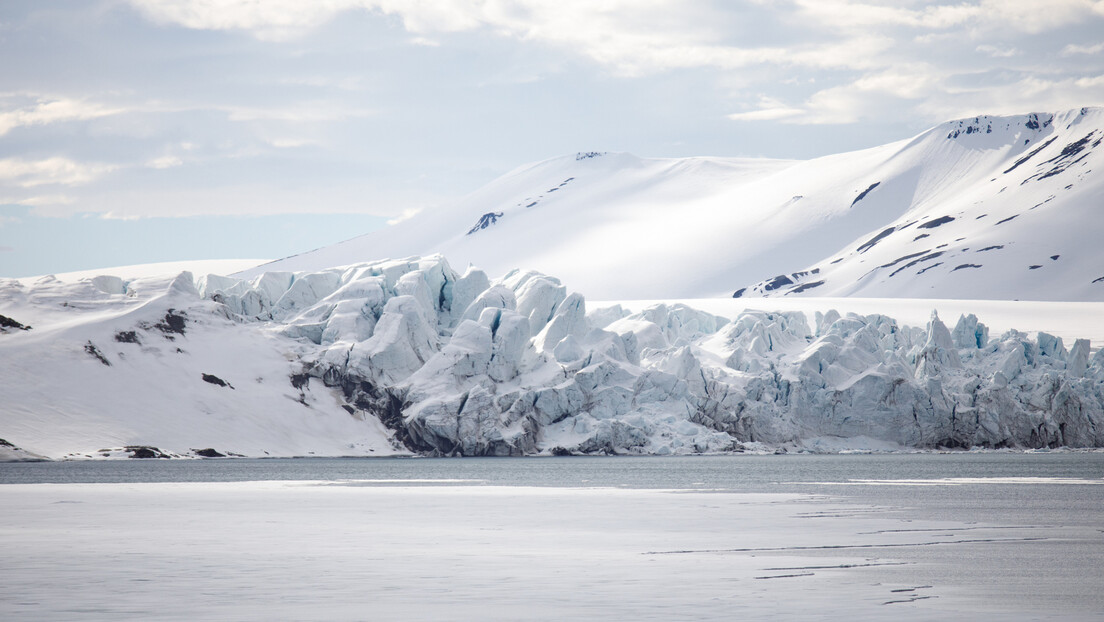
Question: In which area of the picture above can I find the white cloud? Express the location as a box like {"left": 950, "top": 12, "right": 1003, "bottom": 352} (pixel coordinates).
{"left": 126, "top": 0, "right": 370, "bottom": 41}
{"left": 276, "top": 76, "right": 365, "bottom": 91}
{"left": 386, "top": 206, "right": 422, "bottom": 225}
{"left": 851, "top": 67, "right": 939, "bottom": 99}
{"left": 978, "top": 0, "right": 1104, "bottom": 33}
{"left": 2, "top": 194, "right": 77, "bottom": 207}
{"left": 976, "top": 44, "right": 1019, "bottom": 58}
{"left": 1074, "top": 74, "right": 1104, "bottom": 88}
{"left": 0, "top": 158, "right": 115, "bottom": 188}
{"left": 792, "top": 87, "right": 870, "bottom": 125}
{"left": 375, "top": 0, "right": 482, "bottom": 33}
{"left": 793, "top": 0, "right": 1102, "bottom": 34}
{"left": 119, "top": 1, "right": 891, "bottom": 75}
{"left": 146, "top": 156, "right": 183, "bottom": 169}
{"left": 1063, "top": 42, "right": 1104, "bottom": 56}
{"left": 914, "top": 73, "right": 1104, "bottom": 122}
{"left": 735, "top": 66, "right": 944, "bottom": 126}
{"left": 99, "top": 211, "right": 147, "bottom": 221}
{"left": 0, "top": 96, "right": 124, "bottom": 136}
{"left": 120, "top": 0, "right": 1104, "bottom": 98}
{"left": 728, "top": 96, "right": 806, "bottom": 122}
{"left": 789, "top": 1, "right": 979, "bottom": 31}
{"left": 27, "top": 2, "right": 1104, "bottom": 185}
{"left": 266, "top": 138, "right": 318, "bottom": 149}
{"left": 221, "top": 102, "right": 375, "bottom": 122}
{"left": 728, "top": 108, "right": 805, "bottom": 122}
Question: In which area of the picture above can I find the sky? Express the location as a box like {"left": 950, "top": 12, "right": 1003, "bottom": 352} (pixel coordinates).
{"left": 2, "top": 0, "right": 1103, "bottom": 277}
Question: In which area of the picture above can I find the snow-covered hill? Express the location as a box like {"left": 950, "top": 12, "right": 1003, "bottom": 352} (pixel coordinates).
{"left": 240, "top": 108, "right": 1104, "bottom": 302}
{"left": 4, "top": 257, "right": 1103, "bottom": 460}
{"left": 0, "top": 271, "right": 400, "bottom": 460}
{"left": 739, "top": 109, "right": 1104, "bottom": 300}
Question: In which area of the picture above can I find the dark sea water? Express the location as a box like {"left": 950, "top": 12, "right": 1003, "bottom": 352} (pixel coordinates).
{"left": 4, "top": 450, "right": 1103, "bottom": 486}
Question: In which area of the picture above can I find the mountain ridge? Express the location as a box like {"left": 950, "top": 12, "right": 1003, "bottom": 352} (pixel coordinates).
{"left": 238, "top": 107, "right": 1104, "bottom": 302}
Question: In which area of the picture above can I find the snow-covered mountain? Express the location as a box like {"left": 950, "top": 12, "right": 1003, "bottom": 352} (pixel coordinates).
{"left": 738, "top": 109, "right": 1104, "bottom": 301}
{"left": 5, "top": 108, "right": 1104, "bottom": 460}
{"left": 241, "top": 108, "right": 1104, "bottom": 302}
{"left": 3, "top": 256, "right": 1103, "bottom": 460}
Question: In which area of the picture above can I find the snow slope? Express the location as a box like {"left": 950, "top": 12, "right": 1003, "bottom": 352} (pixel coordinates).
{"left": 238, "top": 109, "right": 1104, "bottom": 302}
{"left": 4, "top": 256, "right": 1103, "bottom": 459}
{"left": 0, "top": 271, "right": 401, "bottom": 459}
{"left": 740, "top": 108, "right": 1104, "bottom": 301}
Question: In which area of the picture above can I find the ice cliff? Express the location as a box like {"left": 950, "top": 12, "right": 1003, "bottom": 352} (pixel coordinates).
{"left": 3, "top": 255, "right": 1102, "bottom": 459}
{"left": 206, "top": 256, "right": 1103, "bottom": 455}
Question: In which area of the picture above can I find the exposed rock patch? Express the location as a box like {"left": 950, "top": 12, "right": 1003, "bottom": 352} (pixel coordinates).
{"left": 114, "top": 330, "right": 141, "bottom": 344}
{"left": 127, "top": 446, "right": 170, "bottom": 459}
{"left": 152, "top": 309, "right": 187, "bottom": 338}
{"left": 851, "top": 182, "right": 881, "bottom": 207}
{"left": 0, "top": 314, "right": 30, "bottom": 332}
{"left": 201, "top": 373, "right": 234, "bottom": 389}
{"left": 917, "top": 216, "right": 955, "bottom": 229}
{"left": 467, "top": 212, "right": 504, "bottom": 235}
{"left": 84, "top": 342, "right": 111, "bottom": 366}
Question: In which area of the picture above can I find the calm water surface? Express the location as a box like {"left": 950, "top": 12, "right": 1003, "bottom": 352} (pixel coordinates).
{"left": 5, "top": 452, "right": 1103, "bottom": 527}
{"left": 4, "top": 451, "right": 1103, "bottom": 487}
{"left": 3, "top": 452, "right": 1104, "bottom": 618}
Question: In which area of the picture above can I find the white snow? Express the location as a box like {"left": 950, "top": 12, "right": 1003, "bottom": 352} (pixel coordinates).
{"left": 234, "top": 108, "right": 1104, "bottom": 302}
{"left": 0, "top": 270, "right": 403, "bottom": 460}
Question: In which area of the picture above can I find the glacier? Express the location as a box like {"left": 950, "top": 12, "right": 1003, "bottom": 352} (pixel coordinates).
{"left": 3, "top": 255, "right": 1102, "bottom": 459}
